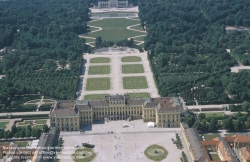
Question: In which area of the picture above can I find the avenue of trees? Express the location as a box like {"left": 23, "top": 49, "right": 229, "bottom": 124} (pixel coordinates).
{"left": 0, "top": 124, "right": 48, "bottom": 139}
{"left": 138, "top": 0, "right": 250, "bottom": 104}
{"left": 0, "top": 0, "right": 92, "bottom": 106}
{"left": 186, "top": 112, "right": 250, "bottom": 132}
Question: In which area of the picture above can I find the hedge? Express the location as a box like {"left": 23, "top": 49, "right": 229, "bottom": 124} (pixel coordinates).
{"left": 39, "top": 104, "right": 52, "bottom": 111}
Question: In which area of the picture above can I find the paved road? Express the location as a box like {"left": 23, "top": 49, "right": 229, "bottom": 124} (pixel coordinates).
{"left": 192, "top": 111, "right": 238, "bottom": 115}
{"left": 0, "top": 111, "right": 50, "bottom": 117}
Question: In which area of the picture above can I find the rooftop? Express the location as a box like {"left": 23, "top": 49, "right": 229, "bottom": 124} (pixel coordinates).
{"left": 144, "top": 97, "right": 183, "bottom": 112}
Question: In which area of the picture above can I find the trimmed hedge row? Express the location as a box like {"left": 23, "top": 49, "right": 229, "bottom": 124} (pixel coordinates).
{"left": 39, "top": 104, "right": 52, "bottom": 111}
{"left": 0, "top": 114, "right": 49, "bottom": 119}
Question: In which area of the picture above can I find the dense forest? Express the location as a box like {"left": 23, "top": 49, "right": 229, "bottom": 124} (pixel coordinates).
{"left": 138, "top": 0, "right": 250, "bottom": 104}
{"left": 0, "top": 0, "right": 92, "bottom": 106}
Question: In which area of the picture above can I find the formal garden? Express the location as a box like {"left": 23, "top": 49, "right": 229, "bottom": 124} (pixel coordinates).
{"left": 89, "top": 57, "right": 110, "bottom": 63}
{"left": 123, "top": 76, "right": 148, "bottom": 89}
{"left": 86, "top": 78, "right": 110, "bottom": 90}
{"left": 88, "top": 65, "right": 110, "bottom": 75}
{"left": 85, "top": 18, "right": 144, "bottom": 43}
{"left": 144, "top": 144, "right": 168, "bottom": 161}
{"left": 122, "top": 64, "right": 144, "bottom": 74}
{"left": 71, "top": 147, "right": 96, "bottom": 162}
{"left": 16, "top": 120, "right": 48, "bottom": 130}
{"left": 121, "top": 56, "right": 142, "bottom": 62}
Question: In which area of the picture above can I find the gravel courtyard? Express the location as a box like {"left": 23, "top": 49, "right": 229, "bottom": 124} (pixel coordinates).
{"left": 58, "top": 120, "right": 192, "bottom": 162}
{"left": 77, "top": 50, "right": 160, "bottom": 100}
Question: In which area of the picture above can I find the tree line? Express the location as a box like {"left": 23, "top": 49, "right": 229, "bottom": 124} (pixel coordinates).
{"left": 138, "top": 0, "right": 250, "bottom": 104}
{"left": 0, "top": 0, "right": 92, "bottom": 106}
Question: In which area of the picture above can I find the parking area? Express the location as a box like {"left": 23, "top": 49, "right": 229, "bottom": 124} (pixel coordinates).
{"left": 59, "top": 120, "right": 192, "bottom": 162}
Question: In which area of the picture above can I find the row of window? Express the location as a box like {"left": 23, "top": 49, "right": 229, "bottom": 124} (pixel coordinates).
{"left": 57, "top": 123, "right": 78, "bottom": 126}
{"left": 94, "top": 111, "right": 140, "bottom": 116}
{"left": 159, "top": 119, "right": 179, "bottom": 122}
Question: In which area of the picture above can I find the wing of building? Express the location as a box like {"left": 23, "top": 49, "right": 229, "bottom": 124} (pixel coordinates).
{"left": 49, "top": 94, "right": 185, "bottom": 131}
{"left": 98, "top": 0, "right": 128, "bottom": 8}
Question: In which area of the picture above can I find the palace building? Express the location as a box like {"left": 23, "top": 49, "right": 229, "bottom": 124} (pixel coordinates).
{"left": 49, "top": 94, "right": 185, "bottom": 131}
{"left": 98, "top": 0, "right": 128, "bottom": 8}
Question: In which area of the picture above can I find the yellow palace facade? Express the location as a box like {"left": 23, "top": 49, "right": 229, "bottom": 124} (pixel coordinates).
{"left": 49, "top": 94, "right": 185, "bottom": 131}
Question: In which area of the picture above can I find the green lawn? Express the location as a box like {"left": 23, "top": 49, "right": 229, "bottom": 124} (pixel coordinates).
{"left": 42, "top": 99, "right": 55, "bottom": 102}
{"left": 130, "top": 24, "right": 145, "bottom": 31}
{"left": 35, "top": 120, "right": 47, "bottom": 124}
{"left": 90, "top": 57, "right": 110, "bottom": 63}
{"left": 71, "top": 147, "right": 96, "bottom": 162}
{"left": 144, "top": 144, "right": 168, "bottom": 161}
{"left": 0, "top": 122, "right": 8, "bottom": 128}
{"left": 15, "top": 141, "right": 28, "bottom": 147}
{"left": 26, "top": 99, "right": 41, "bottom": 103}
{"left": 210, "top": 154, "right": 220, "bottom": 161}
{"left": 86, "top": 18, "right": 145, "bottom": 42}
{"left": 17, "top": 122, "right": 27, "bottom": 126}
{"left": 203, "top": 134, "right": 221, "bottom": 140}
{"left": 86, "top": 78, "right": 110, "bottom": 90}
{"left": 33, "top": 125, "right": 44, "bottom": 129}
{"left": 123, "top": 76, "right": 148, "bottom": 89}
{"left": 121, "top": 56, "right": 141, "bottom": 62}
{"left": 126, "top": 93, "right": 150, "bottom": 99}
{"left": 205, "top": 112, "right": 225, "bottom": 119}
{"left": 133, "top": 36, "right": 145, "bottom": 41}
{"left": 84, "top": 94, "right": 109, "bottom": 100}
{"left": 122, "top": 64, "right": 144, "bottom": 74}
{"left": 88, "top": 65, "right": 110, "bottom": 75}
{"left": 82, "top": 37, "right": 95, "bottom": 43}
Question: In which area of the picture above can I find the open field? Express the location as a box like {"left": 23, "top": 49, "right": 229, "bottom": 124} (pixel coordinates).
{"left": 86, "top": 18, "right": 144, "bottom": 42}
{"left": 35, "top": 120, "right": 47, "bottom": 124}
{"left": 26, "top": 99, "right": 41, "bottom": 103}
{"left": 123, "top": 76, "right": 148, "bottom": 89}
{"left": 130, "top": 24, "right": 144, "bottom": 31}
{"left": 84, "top": 94, "right": 109, "bottom": 100}
{"left": 205, "top": 112, "right": 225, "bottom": 119}
{"left": 126, "top": 93, "right": 150, "bottom": 99}
{"left": 134, "top": 36, "right": 145, "bottom": 41}
{"left": 121, "top": 56, "right": 142, "bottom": 62}
{"left": 86, "top": 78, "right": 110, "bottom": 90}
{"left": 0, "top": 122, "right": 8, "bottom": 128}
{"left": 90, "top": 57, "right": 110, "bottom": 63}
{"left": 122, "top": 64, "right": 144, "bottom": 74}
{"left": 203, "top": 134, "right": 221, "bottom": 141}
{"left": 88, "top": 65, "right": 110, "bottom": 75}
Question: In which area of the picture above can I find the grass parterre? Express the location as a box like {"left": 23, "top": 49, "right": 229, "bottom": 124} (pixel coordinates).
{"left": 121, "top": 56, "right": 142, "bottom": 62}
{"left": 144, "top": 144, "right": 168, "bottom": 161}
{"left": 90, "top": 57, "right": 110, "bottom": 63}
{"left": 123, "top": 76, "right": 148, "bottom": 89}
{"left": 86, "top": 18, "right": 144, "bottom": 42}
{"left": 86, "top": 78, "right": 110, "bottom": 90}
{"left": 122, "top": 64, "right": 144, "bottom": 74}
{"left": 88, "top": 65, "right": 110, "bottom": 75}
{"left": 84, "top": 94, "right": 109, "bottom": 100}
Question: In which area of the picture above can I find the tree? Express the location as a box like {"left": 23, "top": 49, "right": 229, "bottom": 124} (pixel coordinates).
{"left": 198, "top": 113, "right": 206, "bottom": 121}
{"left": 242, "top": 101, "right": 249, "bottom": 112}
{"left": 223, "top": 118, "right": 233, "bottom": 130}
{"left": 42, "top": 124, "right": 49, "bottom": 133}
{"left": 11, "top": 125, "right": 17, "bottom": 134}
{"left": 25, "top": 129, "right": 31, "bottom": 137}
{"left": 95, "top": 36, "right": 102, "bottom": 47}
{"left": 185, "top": 114, "right": 195, "bottom": 127}
{"left": 31, "top": 128, "right": 42, "bottom": 138}
{"left": 208, "top": 117, "right": 218, "bottom": 132}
